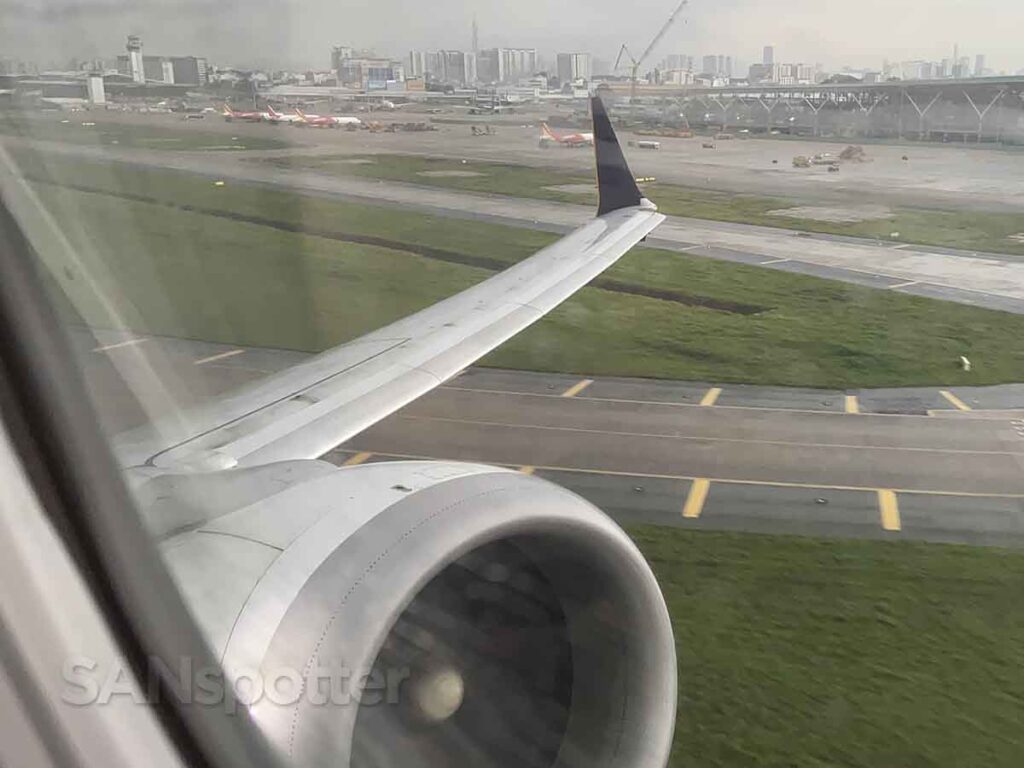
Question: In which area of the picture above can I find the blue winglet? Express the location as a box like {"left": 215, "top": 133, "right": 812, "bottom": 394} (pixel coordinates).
{"left": 592, "top": 95, "right": 644, "bottom": 216}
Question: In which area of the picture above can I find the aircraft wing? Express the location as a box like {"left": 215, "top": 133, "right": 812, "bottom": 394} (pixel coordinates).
{"left": 115, "top": 96, "right": 664, "bottom": 470}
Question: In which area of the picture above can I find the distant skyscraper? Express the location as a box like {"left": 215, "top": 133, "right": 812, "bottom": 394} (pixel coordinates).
{"left": 975, "top": 54, "right": 986, "bottom": 77}
{"left": 701, "top": 54, "right": 716, "bottom": 74}
{"left": 557, "top": 52, "right": 592, "bottom": 84}
{"left": 170, "top": 56, "right": 207, "bottom": 85}
{"left": 408, "top": 50, "right": 426, "bottom": 78}
{"left": 479, "top": 48, "right": 536, "bottom": 83}
{"left": 763, "top": 45, "right": 775, "bottom": 66}
{"left": 748, "top": 63, "right": 768, "bottom": 83}
{"left": 471, "top": 16, "right": 479, "bottom": 55}
{"left": 438, "top": 50, "right": 476, "bottom": 86}
{"left": 331, "top": 46, "right": 353, "bottom": 79}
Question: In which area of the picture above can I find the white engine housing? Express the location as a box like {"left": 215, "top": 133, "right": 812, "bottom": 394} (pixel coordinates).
{"left": 156, "top": 460, "right": 676, "bottom": 768}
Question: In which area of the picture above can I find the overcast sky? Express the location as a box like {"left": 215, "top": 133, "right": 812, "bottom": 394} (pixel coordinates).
{"left": 2, "top": 0, "right": 1022, "bottom": 74}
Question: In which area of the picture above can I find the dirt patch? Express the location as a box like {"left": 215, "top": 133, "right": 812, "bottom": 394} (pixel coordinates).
{"left": 768, "top": 205, "right": 893, "bottom": 223}
{"left": 417, "top": 170, "right": 485, "bottom": 178}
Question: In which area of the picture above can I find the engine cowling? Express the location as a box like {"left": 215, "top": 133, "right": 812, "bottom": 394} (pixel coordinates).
{"left": 157, "top": 460, "right": 676, "bottom": 768}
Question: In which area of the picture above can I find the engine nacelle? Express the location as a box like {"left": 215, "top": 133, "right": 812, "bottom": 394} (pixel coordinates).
{"left": 157, "top": 460, "right": 676, "bottom": 768}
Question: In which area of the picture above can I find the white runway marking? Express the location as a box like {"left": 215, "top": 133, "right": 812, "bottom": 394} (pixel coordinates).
{"left": 888, "top": 281, "right": 920, "bottom": 290}
{"left": 92, "top": 337, "right": 148, "bottom": 353}
{"left": 194, "top": 349, "right": 245, "bottom": 366}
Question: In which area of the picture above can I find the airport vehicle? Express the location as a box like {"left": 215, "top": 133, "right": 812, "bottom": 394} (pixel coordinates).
{"left": 539, "top": 122, "right": 595, "bottom": 147}
{"left": 294, "top": 108, "right": 362, "bottom": 128}
{"left": 0, "top": 96, "right": 675, "bottom": 768}
{"left": 221, "top": 104, "right": 264, "bottom": 122}
{"left": 636, "top": 140, "right": 661, "bottom": 149}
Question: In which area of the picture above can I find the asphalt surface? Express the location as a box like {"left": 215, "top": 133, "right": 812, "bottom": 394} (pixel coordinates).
{"left": 74, "top": 328, "right": 1024, "bottom": 548}
{"left": 10, "top": 135, "right": 1024, "bottom": 315}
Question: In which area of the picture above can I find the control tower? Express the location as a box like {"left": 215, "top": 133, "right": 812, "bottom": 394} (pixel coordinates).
{"left": 126, "top": 35, "right": 145, "bottom": 84}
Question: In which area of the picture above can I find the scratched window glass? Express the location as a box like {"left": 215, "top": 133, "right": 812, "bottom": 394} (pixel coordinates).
{"left": 2, "top": 1, "right": 1024, "bottom": 766}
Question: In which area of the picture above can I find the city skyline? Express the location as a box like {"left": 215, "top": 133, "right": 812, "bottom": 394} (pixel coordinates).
{"left": 0, "top": 0, "right": 1022, "bottom": 75}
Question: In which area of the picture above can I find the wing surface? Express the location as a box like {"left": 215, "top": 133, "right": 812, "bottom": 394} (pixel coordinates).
{"left": 115, "top": 97, "right": 664, "bottom": 470}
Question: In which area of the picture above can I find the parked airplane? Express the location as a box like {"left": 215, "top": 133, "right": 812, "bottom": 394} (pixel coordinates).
{"left": 220, "top": 104, "right": 263, "bottom": 122}
{"left": 1, "top": 97, "right": 675, "bottom": 768}
{"left": 264, "top": 105, "right": 304, "bottom": 125}
{"left": 294, "top": 108, "right": 362, "bottom": 128}
{"left": 540, "top": 121, "right": 595, "bottom": 147}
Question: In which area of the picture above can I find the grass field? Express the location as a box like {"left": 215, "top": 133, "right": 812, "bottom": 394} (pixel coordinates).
{"left": 15, "top": 149, "right": 1024, "bottom": 388}
{"left": 0, "top": 114, "right": 291, "bottom": 151}
{"left": 265, "top": 152, "right": 1024, "bottom": 256}
{"left": 629, "top": 526, "right": 1024, "bottom": 767}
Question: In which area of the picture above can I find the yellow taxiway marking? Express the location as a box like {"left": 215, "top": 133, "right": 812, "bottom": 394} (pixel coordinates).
{"left": 844, "top": 395, "right": 860, "bottom": 414}
{"left": 561, "top": 378, "right": 594, "bottom": 398}
{"left": 339, "top": 448, "right": 1024, "bottom": 499}
{"left": 194, "top": 349, "right": 245, "bottom": 366}
{"left": 441, "top": 386, "right": 943, "bottom": 419}
{"left": 878, "top": 489, "right": 902, "bottom": 531}
{"left": 683, "top": 478, "right": 711, "bottom": 518}
{"left": 519, "top": 466, "right": 536, "bottom": 475}
{"left": 700, "top": 387, "right": 722, "bottom": 407}
{"left": 940, "top": 390, "right": 972, "bottom": 411}
{"left": 343, "top": 452, "right": 374, "bottom": 466}
{"left": 92, "top": 337, "right": 147, "bottom": 352}
{"left": 396, "top": 413, "right": 1024, "bottom": 457}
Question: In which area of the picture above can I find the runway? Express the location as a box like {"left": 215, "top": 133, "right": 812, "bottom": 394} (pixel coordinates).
{"left": 14, "top": 137, "right": 1024, "bottom": 315}
{"left": 74, "top": 328, "right": 1024, "bottom": 548}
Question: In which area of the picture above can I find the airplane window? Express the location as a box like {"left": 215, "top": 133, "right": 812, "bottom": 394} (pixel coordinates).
{"left": 2, "top": 3, "right": 1024, "bottom": 767}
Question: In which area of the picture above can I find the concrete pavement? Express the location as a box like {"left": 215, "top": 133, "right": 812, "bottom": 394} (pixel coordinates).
{"left": 74, "top": 328, "right": 1024, "bottom": 547}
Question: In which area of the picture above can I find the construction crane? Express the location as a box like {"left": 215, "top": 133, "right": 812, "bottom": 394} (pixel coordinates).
{"left": 614, "top": 0, "right": 689, "bottom": 103}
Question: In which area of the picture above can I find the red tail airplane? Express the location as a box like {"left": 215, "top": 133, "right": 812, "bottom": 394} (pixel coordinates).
{"left": 221, "top": 104, "right": 263, "bottom": 122}
{"left": 540, "top": 122, "right": 595, "bottom": 147}
{"left": 265, "top": 105, "right": 303, "bottom": 125}
{"left": 294, "top": 108, "right": 362, "bottom": 128}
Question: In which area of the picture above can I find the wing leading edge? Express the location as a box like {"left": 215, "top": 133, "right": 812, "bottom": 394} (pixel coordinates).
{"left": 116, "top": 96, "right": 664, "bottom": 470}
